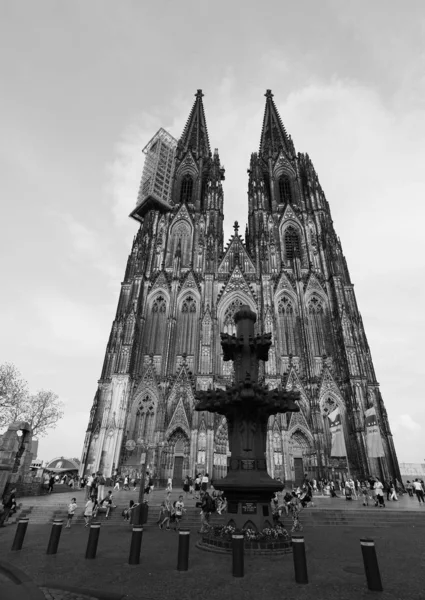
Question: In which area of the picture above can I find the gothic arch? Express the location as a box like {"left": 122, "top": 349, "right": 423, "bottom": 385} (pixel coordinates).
{"left": 280, "top": 221, "right": 307, "bottom": 266}
{"left": 130, "top": 393, "right": 157, "bottom": 445}
{"left": 217, "top": 293, "right": 256, "bottom": 335}
{"left": 305, "top": 293, "right": 330, "bottom": 357}
{"left": 166, "top": 219, "right": 193, "bottom": 268}
{"left": 274, "top": 291, "right": 300, "bottom": 357}
{"left": 176, "top": 293, "right": 199, "bottom": 356}
{"left": 143, "top": 293, "right": 169, "bottom": 354}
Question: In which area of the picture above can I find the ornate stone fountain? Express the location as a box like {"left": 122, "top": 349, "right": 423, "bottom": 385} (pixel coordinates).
{"left": 195, "top": 305, "right": 300, "bottom": 533}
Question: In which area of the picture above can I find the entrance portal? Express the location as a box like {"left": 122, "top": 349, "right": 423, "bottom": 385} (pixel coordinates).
{"left": 294, "top": 457, "right": 304, "bottom": 486}
{"left": 173, "top": 456, "right": 183, "bottom": 486}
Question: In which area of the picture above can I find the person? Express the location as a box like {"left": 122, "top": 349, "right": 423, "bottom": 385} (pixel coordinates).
{"left": 131, "top": 477, "right": 136, "bottom": 491}
{"left": 183, "top": 476, "right": 190, "bottom": 499}
{"left": 48, "top": 475, "right": 55, "bottom": 494}
{"left": 289, "top": 492, "right": 303, "bottom": 532}
{"left": 166, "top": 477, "right": 172, "bottom": 492}
{"left": 159, "top": 492, "right": 172, "bottom": 530}
{"left": 188, "top": 476, "right": 194, "bottom": 495}
{"left": 345, "top": 482, "right": 353, "bottom": 501}
{"left": 0, "top": 488, "right": 17, "bottom": 527}
{"left": 97, "top": 473, "right": 106, "bottom": 502}
{"left": 123, "top": 476, "right": 129, "bottom": 491}
{"left": 122, "top": 500, "right": 136, "bottom": 521}
{"left": 389, "top": 480, "right": 398, "bottom": 501}
{"left": 217, "top": 494, "right": 227, "bottom": 515}
{"left": 201, "top": 473, "right": 209, "bottom": 493}
{"left": 413, "top": 479, "right": 425, "bottom": 504}
{"left": 406, "top": 481, "right": 413, "bottom": 497}
{"left": 330, "top": 481, "right": 339, "bottom": 498}
{"left": 86, "top": 474, "right": 94, "bottom": 499}
{"left": 271, "top": 493, "right": 280, "bottom": 524}
{"left": 374, "top": 478, "right": 385, "bottom": 507}
{"left": 65, "top": 498, "right": 78, "bottom": 528}
{"left": 194, "top": 475, "right": 201, "bottom": 499}
{"left": 114, "top": 476, "right": 120, "bottom": 491}
{"left": 84, "top": 497, "right": 96, "bottom": 527}
{"left": 101, "top": 491, "right": 116, "bottom": 519}
{"left": 199, "top": 491, "right": 215, "bottom": 533}
{"left": 172, "top": 495, "right": 185, "bottom": 531}
{"left": 148, "top": 474, "right": 154, "bottom": 493}
{"left": 360, "top": 481, "right": 369, "bottom": 506}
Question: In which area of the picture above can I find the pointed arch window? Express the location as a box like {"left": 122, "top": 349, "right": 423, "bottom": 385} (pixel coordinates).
{"left": 284, "top": 226, "right": 301, "bottom": 261}
{"left": 307, "top": 295, "right": 327, "bottom": 356}
{"left": 145, "top": 295, "right": 167, "bottom": 354}
{"left": 177, "top": 296, "right": 198, "bottom": 355}
{"left": 222, "top": 298, "right": 245, "bottom": 335}
{"left": 180, "top": 174, "right": 193, "bottom": 204}
{"left": 278, "top": 175, "right": 292, "bottom": 204}
{"left": 134, "top": 395, "right": 156, "bottom": 444}
{"left": 167, "top": 221, "right": 192, "bottom": 268}
{"left": 277, "top": 296, "right": 298, "bottom": 356}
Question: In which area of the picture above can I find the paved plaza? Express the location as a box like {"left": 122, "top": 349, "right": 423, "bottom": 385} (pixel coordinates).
{"left": 1, "top": 488, "right": 424, "bottom": 600}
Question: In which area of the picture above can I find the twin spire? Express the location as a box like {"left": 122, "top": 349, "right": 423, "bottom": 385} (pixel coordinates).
{"left": 179, "top": 89, "right": 294, "bottom": 159}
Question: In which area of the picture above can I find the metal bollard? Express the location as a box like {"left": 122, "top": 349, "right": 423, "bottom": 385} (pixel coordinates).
{"left": 11, "top": 518, "right": 29, "bottom": 551}
{"left": 232, "top": 534, "right": 244, "bottom": 578}
{"left": 177, "top": 529, "right": 190, "bottom": 571}
{"left": 292, "top": 534, "right": 309, "bottom": 584}
{"left": 46, "top": 519, "right": 63, "bottom": 555}
{"left": 360, "top": 538, "right": 383, "bottom": 591}
{"left": 128, "top": 526, "right": 143, "bottom": 565}
{"left": 85, "top": 522, "right": 101, "bottom": 559}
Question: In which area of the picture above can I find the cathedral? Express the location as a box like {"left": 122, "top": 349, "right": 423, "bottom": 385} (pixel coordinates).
{"left": 80, "top": 90, "right": 401, "bottom": 487}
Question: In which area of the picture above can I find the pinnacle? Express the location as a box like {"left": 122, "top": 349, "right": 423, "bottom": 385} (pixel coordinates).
{"left": 179, "top": 89, "right": 211, "bottom": 157}
{"left": 259, "top": 90, "right": 294, "bottom": 158}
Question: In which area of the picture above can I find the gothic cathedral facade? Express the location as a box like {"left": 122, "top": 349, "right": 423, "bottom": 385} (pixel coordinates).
{"left": 80, "top": 90, "right": 400, "bottom": 486}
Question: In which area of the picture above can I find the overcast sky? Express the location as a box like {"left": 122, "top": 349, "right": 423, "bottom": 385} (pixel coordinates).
{"left": 1, "top": 1, "right": 424, "bottom": 465}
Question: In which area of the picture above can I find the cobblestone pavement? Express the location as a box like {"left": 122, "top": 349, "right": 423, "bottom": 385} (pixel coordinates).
{"left": 1, "top": 515, "right": 425, "bottom": 600}
{"left": 40, "top": 588, "right": 97, "bottom": 600}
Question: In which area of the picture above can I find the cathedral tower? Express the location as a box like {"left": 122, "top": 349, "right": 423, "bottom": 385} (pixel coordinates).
{"left": 80, "top": 90, "right": 400, "bottom": 487}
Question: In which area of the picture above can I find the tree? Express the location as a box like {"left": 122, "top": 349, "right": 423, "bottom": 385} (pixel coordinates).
{"left": 0, "top": 363, "right": 64, "bottom": 437}
{"left": 0, "top": 363, "right": 28, "bottom": 429}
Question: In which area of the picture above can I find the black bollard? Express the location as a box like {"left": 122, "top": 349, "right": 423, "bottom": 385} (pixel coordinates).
{"left": 360, "top": 538, "right": 383, "bottom": 592}
{"left": 46, "top": 519, "right": 63, "bottom": 555}
{"left": 85, "top": 522, "right": 101, "bottom": 559}
{"left": 177, "top": 529, "right": 190, "bottom": 571}
{"left": 232, "top": 534, "right": 244, "bottom": 578}
{"left": 11, "top": 518, "right": 29, "bottom": 551}
{"left": 292, "top": 534, "right": 309, "bottom": 584}
{"left": 128, "top": 526, "right": 143, "bottom": 565}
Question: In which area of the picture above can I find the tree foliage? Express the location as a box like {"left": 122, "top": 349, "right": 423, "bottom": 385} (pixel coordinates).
{"left": 0, "top": 363, "right": 64, "bottom": 437}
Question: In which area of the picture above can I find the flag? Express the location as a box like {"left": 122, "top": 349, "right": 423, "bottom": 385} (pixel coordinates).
{"left": 365, "top": 407, "right": 385, "bottom": 458}
{"left": 328, "top": 408, "right": 347, "bottom": 457}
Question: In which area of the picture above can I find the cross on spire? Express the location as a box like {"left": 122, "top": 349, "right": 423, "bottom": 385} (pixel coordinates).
{"left": 233, "top": 221, "right": 239, "bottom": 235}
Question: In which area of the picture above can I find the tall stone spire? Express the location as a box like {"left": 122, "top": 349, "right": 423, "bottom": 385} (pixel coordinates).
{"left": 259, "top": 90, "right": 295, "bottom": 158}
{"left": 178, "top": 89, "right": 211, "bottom": 158}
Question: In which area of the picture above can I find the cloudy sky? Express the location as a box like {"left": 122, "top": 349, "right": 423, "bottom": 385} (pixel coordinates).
{"left": 1, "top": 1, "right": 424, "bottom": 464}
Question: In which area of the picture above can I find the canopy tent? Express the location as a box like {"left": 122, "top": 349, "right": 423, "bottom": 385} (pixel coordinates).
{"left": 45, "top": 457, "right": 79, "bottom": 473}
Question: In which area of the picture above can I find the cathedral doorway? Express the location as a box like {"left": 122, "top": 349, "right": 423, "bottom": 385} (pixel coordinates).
{"left": 294, "top": 457, "right": 304, "bottom": 486}
{"left": 173, "top": 456, "right": 184, "bottom": 485}
{"left": 163, "top": 428, "right": 189, "bottom": 486}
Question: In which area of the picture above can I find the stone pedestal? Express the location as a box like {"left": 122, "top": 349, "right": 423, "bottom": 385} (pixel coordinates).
{"left": 195, "top": 306, "right": 300, "bottom": 533}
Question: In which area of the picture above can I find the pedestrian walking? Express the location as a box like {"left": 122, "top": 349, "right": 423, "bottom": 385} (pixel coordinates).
{"left": 166, "top": 477, "right": 172, "bottom": 492}
{"left": 97, "top": 473, "right": 106, "bottom": 502}
{"left": 413, "top": 479, "right": 425, "bottom": 504}
{"left": 48, "top": 475, "right": 55, "bottom": 494}
{"left": 84, "top": 498, "right": 96, "bottom": 526}
{"left": 289, "top": 492, "right": 303, "bottom": 532}
{"left": 201, "top": 473, "right": 209, "bottom": 493}
{"left": 65, "top": 498, "right": 78, "bottom": 528}
{"left": 159, "top": 492, "right": 172, "bottom": 530}
{"left": 171, "top": 495, "right": 186, "bottom": 531}
{"left": 374, "top": 478, "right": 385, "bottom": 507}
{"left": 123, "top": 476, "right": 130, "bottom": 491}
{"left": 199, "top": 491, "right": 215, "bottom": 533}
{"left": 183, "top": 476, "right": 190, "bottom": 499}
{"left": 194, "top": 475, "right": 201, "bottom": 499}
{"left": 361, "top": 481, "right": 369, "bottom": 506}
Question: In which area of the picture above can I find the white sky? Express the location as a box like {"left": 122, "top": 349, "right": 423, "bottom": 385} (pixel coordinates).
{"left": 1, "top": 1, "right": 424, "bottom": 464}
